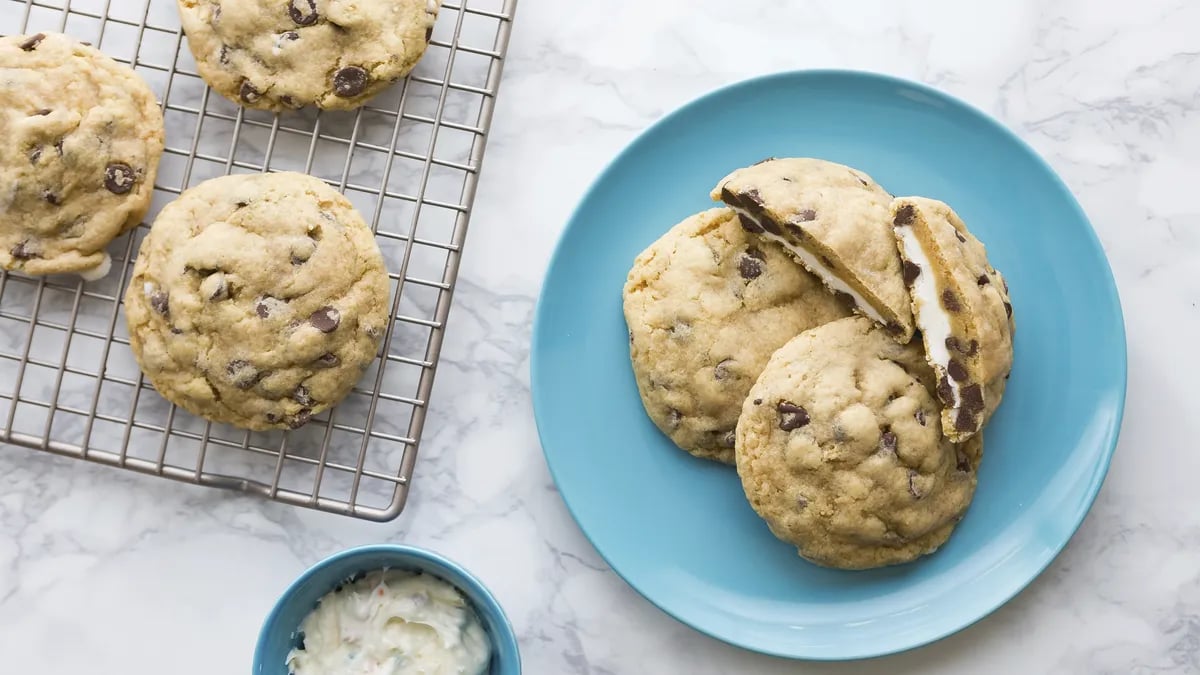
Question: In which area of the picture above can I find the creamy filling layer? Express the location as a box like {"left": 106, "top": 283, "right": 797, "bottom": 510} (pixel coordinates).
{"left": 895, "top": 225, "right": 958, "bottom": 406}
{"left": 731, "top": 206, "right": 885, "bottom": 324}
{"left": 78, "top": 252, "right": 112, "bottom": 282}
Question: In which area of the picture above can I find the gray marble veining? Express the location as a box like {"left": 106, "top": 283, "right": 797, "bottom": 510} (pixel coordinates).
{"left": 2, "top": 0, "right": 1196, "bottom": 672}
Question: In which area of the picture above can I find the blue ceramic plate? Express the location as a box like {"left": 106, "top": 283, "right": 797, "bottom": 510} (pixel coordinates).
{"left": 530, "top": 70, "right": 1126, "bottom": 661}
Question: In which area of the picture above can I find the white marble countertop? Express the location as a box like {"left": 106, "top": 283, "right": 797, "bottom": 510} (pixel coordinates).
{"left": 2, "top": 0, "right": 1196, "bottom": 672}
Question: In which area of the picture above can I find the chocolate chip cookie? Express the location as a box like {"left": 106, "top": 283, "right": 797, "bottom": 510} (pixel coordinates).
{"left": 891, "top": 196, "right": 1014, "bottom": 442}
{"left": 125, "top": 172, "right": 390, "bottom": 430}
{"left": 623, "top": 207, "right": 852, "bottom": 463}
{"left": 736, "top": 316, "right": 981, "bottom": 569}
{"left": 177, "top": 0, "right": 441, "bottom": 111}
{"left": 0, "top": 32, "right": 164, "bottom": 279}
{"left": 712, "top": 158, "right": 915, "bottom": 343}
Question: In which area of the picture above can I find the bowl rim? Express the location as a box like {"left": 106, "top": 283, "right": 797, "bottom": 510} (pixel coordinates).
{"left": 252, "top": 543, "right": 521, "bottom": 674}
{"left": 529, "top": 67, "right": 1128, "bottom": 660}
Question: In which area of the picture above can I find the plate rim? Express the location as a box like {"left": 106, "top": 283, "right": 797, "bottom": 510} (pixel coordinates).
{"left": 529, "top": 68, "right": 1128, "bottom": 661}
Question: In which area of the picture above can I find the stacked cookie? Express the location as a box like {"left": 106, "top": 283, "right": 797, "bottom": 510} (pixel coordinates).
{"left": 623, "top": 158, "right": 1015, "bottom": 570}
{"left": 1, "top": 5, "right": 445, "bottom": 430}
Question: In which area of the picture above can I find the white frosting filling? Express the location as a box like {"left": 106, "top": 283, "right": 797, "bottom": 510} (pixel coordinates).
{"left": 78, "top": 253, "right": 112, "bottom": 282}
{"left": 287, "top": 569, "right": 491, "bottom": 675}
{"left": 896, "top": 225, "right": 958, "bottom": 405}
{"left": 732, "top": 207, "right": 885, "bottom": 324}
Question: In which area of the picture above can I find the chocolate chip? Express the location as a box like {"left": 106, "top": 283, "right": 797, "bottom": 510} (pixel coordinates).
{"left": 915, "top": 409, "right": 926, "bottom": 426}
{"left": 941, "top": 289, "right": 962, "bottom": 312}
{"left": 28, "top": 146, "right": 41, "bottom": 164}
{"left": 42, "top": 190, "right": 60, "bottom": 206}
{"left": 855, "top": 175, "right": 870, "bottom": 187}
{"left": 741, "top": 189, "right": 764, "bottom": 208}
{"left": 280, "top": 95, "right": 300, "bottom": 108}
{"left": 19, "top": 33, "right": 45, "bottom": 51}
{"left": 239, "top": 80, "right": 261, "bottom": 104}
{"left": 777, "top": 401, "right": 809, "bottom": 431}
{"left": 884, "top": 321, "right": 903, "bottom": 336}
{"left": 226, "top": 360, "right": 262, "bottom": 389}
{"left": 218, "top": 45, "right": 230, "bottom": 64}
{"left": 977, "top": 274, "right": 990, "bottom": 286}
{"left": 713, "top": 359, "right": 733, "bottom": 380}
{"left": 936, "top": 374, "right": 954, "bottom": 405}
{"left": 784, "top": 223, "right": 805, "bottom": 240}
{"left": 752, "top": 398, "right": 762, "bottom": 405}
{"left": 293, "top": 385, "right": 314, "bottom": 406}
{"left": 315, "top": 352, "right": 340, "bottom": 368}
{"left": 955, "top": 230, "right": 967, "bottom": 243}
{"left": 945, "top": 336, "right": 979, "bottom": 356}
{"left": 425, "top": 26, "right": 433, "bottom": 41}
{"left": 960, "top": 383, "right": 984, "bottom": 414}
{"left": 149, "top": 290, "right": 169, "bottom": 316}
{"left": 10, "top": 240, "right": 38, "bottom": 260}
{"left": 628, "top": 330, "right": 634, "bottom": 345}
{"left": 879, "top": 430, "right": 897, "bottom": 454}
{"left": 32, "top": 108, "right": 51, "bottom": 116}
{"left": 310, "top": 306, "right": 340, "bottom": 332}
{"left": 908, "top": 470, "right": 923, "bottom": 499}
{"left": 170, "top": 327, "right": 183, "bottom": 335}
{"left": 53, "top": 138, "right": 63, "bottom": 156}
{"left": 288, "top": 408, "right": 312, "bottom": 429}
{"left": 738, "top": 252, "right": 764, "bottom": 280}
{"left": 759, "top": 216, "right": 782, "bottom": 236}
{"left": 902, "top": 260, "right": 921, "bottom": 285}
{"left": 1005, "top": 301, "right": 1013, "bottom": 318}
{"left": 796, "top": 496, "right": 808, "bottom": 509}
{"left": 716, "top": 430, "right": 736, "bottom": 449}
{"left": 667, "top": 408, "right": 682, "bottom": 429}
{"left": 833, "top": 291, "right": 855, "bottom": 307}
{"left": 954, "top": 408, "right": 976, "bottom": 432}
{"left": 736, "top": 213, "right": 764, "bottom": 234}
{"left": 795, "top": 209, "right": 817, "bottom": 222}
{"left": 947, "top": 358, "right": 968, "bottom": 382}
{"left": 893, "top": 204, "right": 915, "bottom": 227}
{"left": 780, "top": 176, "right": 793, "bottom": 183}
{"left": 104, "top": 162, "right": 136, "bottom": 194}
{"left": 288, "top": 0, "right": 319, "bottom": 26}
{"left": 281, "top": 30, "right": 299, "bottom": 42}
{"left": 255, "top": 298, "right": 273, "bottom": 319}
{"left": 332, "top": 66, "right": 369, "bottom": 98}
{"left": 752, "top": 157, "right": 776, "bottom": 166}
{"left": 820, "top": 255, "right": 835, "bottom": 268}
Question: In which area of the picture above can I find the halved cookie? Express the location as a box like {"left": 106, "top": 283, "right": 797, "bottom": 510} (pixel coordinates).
{"left": 712, "top": 158, "right": 914, "bottom": 342}
{"left": 890, "top": 196, "right": 1014, "bottom": 442}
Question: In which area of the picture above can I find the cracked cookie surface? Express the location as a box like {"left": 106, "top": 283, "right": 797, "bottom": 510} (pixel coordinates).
{"left": 735, "top": 316, "right": 981, "bottom": 569}
{"left": 712, "top": 157, "right": 915, "bottom": 343}
{"left": 0, "top": 32, "right": 164, "bottom": 278}
{"left": 623, "top": 207, "right": 852, "bottom": 464}
{"left": 891, "top": 196, "right": 1014, "bottom": 442}
{"left": 177, "top": 0, "right": 441, "bottom": 111}
{"left": 125, "top": 172, "right": 390, "bottom": 430}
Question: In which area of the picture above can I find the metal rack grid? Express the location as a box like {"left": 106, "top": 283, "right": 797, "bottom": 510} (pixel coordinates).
{"left": 0, "top": 0, "right": 517, "bottom": 520}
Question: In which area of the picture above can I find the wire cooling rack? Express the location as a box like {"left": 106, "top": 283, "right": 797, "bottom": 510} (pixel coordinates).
{"left": 0, "top": 0, "right": 517, "bottom": 520}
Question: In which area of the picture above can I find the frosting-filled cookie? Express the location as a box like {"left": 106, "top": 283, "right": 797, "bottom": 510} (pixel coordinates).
{"left": 736, "top": 317, "right": 981, "bottom": 569}
{"left": 177, "top": 0, "right": 441, "bottom": 111}
{"left": 125, "top": 172, "right": 391, "bottom": 430}
{"left": 712, "top": 158, "right": 915, "bottom": 342}
{"left": 623, "top": 207, "right": 852, "bottom": 463}
{"left": 891, "top": 196, "right": 1014, "bottom": 442}
{"left": 0, "top": 32, "right": 164, "bottom": 279}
